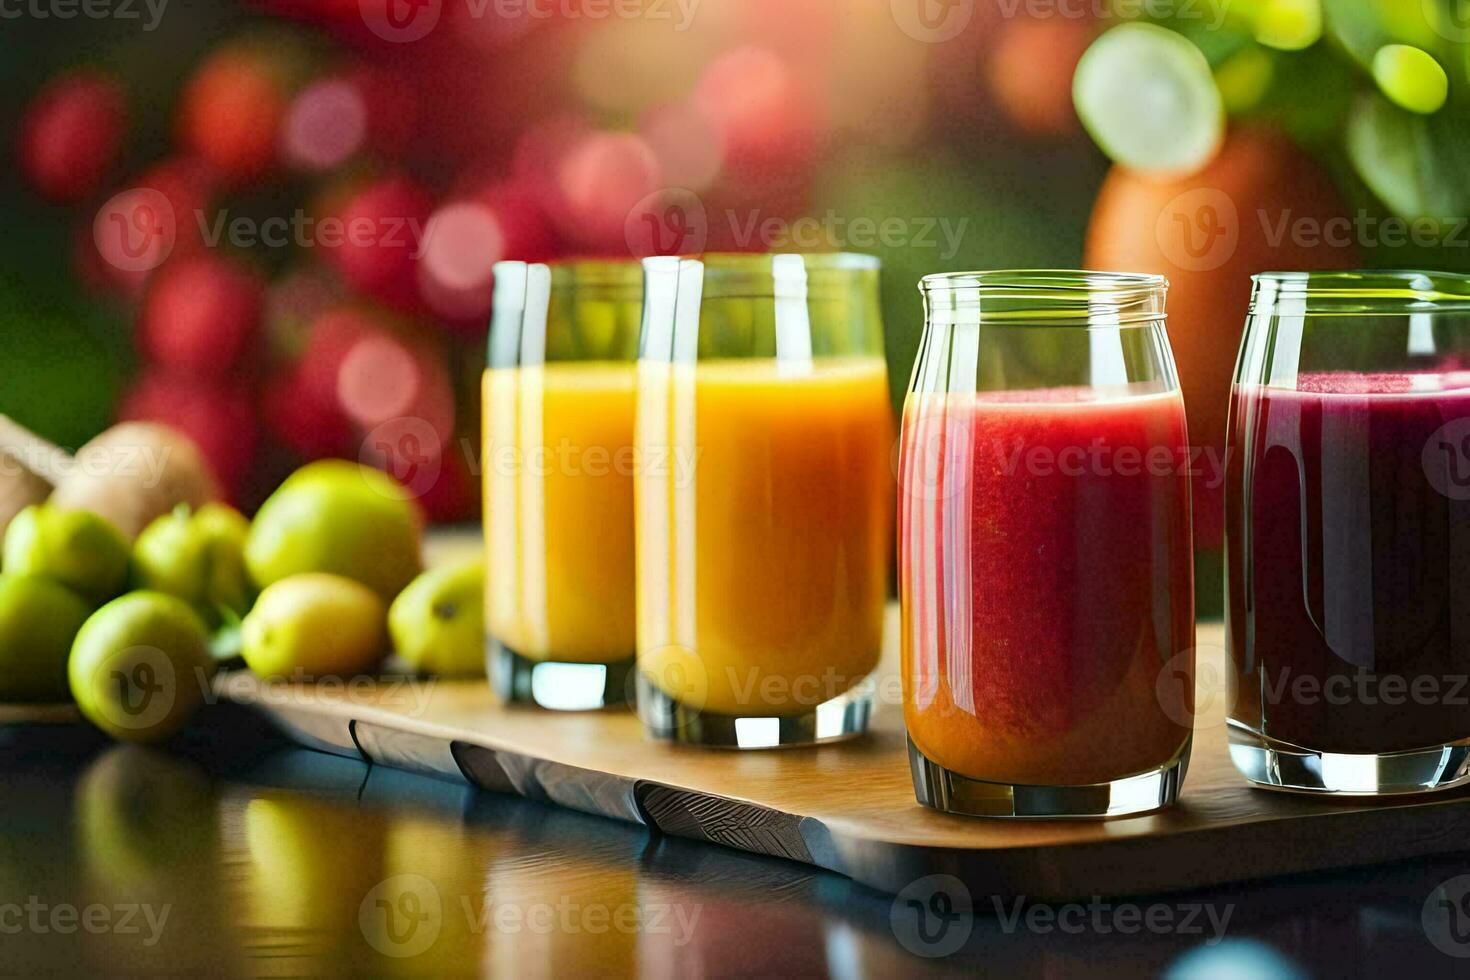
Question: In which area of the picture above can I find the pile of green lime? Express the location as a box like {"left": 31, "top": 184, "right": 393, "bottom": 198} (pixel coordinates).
{"left": 1, "top": 459, "right": 486, "bottom": 744}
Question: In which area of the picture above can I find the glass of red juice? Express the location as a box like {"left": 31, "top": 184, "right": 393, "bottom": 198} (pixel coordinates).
{"left": 899, "top": 271, "right": 1196, "bottom": 819}
{"left": 1228, "top": 270, "right": 1470, "bottom": 796}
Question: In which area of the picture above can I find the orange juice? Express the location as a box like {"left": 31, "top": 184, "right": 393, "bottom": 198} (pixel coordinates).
{"left": 483, "top": 362, "right": 636, "bottom": 664}
{"left": 636, "top": 356, "right": 893, "bottom": 717}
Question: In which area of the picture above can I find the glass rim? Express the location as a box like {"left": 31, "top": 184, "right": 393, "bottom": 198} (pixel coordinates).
{"left": 919, "top": 269, "right": 1168, "bottom": 326}
{"left": 644, "top": 251, "right": 881, "bottom": 272}
{"left": 1250, "top": 269, "right": 1470, "bottom": 315}
{"left": 493, "top": 258, "right": 643, "bottom": 289}
{"left": 642, "top": 251, "right": 881, "bottom": 301}
{"left": 919, "top": 269, "right": 1166, "bottom": 291}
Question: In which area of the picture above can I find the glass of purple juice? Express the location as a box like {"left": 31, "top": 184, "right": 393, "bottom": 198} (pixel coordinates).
{"left": 1227, "top": 270, "right": 1470, "bottom": 795}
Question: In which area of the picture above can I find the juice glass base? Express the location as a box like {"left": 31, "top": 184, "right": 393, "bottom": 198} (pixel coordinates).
{"left": 636, "top": 674, "right": 873, "bottom": 748}
{"left": 907, "top": 738, "right": 1190, "bottom": 819}
{"left": 488, "top": 638, "right": 634, "bottom": 711}
{"left": 1227, "top": 722, "right": 1470, "bottom": 796}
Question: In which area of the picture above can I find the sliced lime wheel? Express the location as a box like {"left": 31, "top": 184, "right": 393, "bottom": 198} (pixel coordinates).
{"left": 1073, "top": 23, "right": 1225, "bottom": 176}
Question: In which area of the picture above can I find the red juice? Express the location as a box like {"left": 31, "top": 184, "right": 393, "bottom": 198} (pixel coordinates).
{"left": 899, "top": 386, "right": 1195, "bottom": 787}
{"left": 1227, "top": 372, "right": 1470, "bottom": 753}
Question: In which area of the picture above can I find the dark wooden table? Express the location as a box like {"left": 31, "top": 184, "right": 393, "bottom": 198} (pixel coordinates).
{"left": 4, "top": 707, "right": 1470, "bottom": 977}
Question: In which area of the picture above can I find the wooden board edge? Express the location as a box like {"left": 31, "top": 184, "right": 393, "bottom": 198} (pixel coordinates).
{"left": 226, "top": 686, "right": 1470, "bottom": 901}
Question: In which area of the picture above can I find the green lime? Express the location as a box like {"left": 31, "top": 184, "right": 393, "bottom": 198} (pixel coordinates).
{"left": 1073, "top": 23, "right": 1225, "bottom": 175}
{"left": 1253, "top": 0, "right": 1323, "bottom": 51}
{"left": 245, "top": 461, "right": 423, "bottom": 600}
{"left": 389, "top": 561, "right": 485, "bottom": 677}
{"left": 3, "top": 504, "right": 130, "bottom": 605}
{"left": 133, "top": 503, "right": 251, "bottom": 626}
{"left": 241, "top": 573, "right": 385, "bottom": 680}
{"left": 68, "top": 591, "right": 215, "bottom": 744}
{"left": 0, "top": 574, "right": 90, "bottom": 702}
{"left": 1372, "top": 44, "right": 1448, "bottom": 115}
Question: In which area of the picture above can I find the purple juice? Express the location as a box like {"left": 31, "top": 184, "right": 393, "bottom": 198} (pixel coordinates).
{"left": 1227, "top": 371, "right": 1470, "bottom": 754}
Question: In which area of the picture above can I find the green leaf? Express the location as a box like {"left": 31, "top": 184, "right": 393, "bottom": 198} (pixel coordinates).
{"left": 1346, "top": 92, "right": 1463, "bottom": 221}
{"left": 210, "top": 606, "right": 244, "bottom": 664}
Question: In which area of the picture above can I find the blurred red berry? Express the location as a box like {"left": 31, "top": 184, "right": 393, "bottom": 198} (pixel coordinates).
{"left": 322, "top": 177, "right": 434, "bottom": 310}
{"left": 139, "top": 255, "right": 263, "bottom": 377}
{"left": 264, "top": 367, "right": 355, "bottom": 459}
{"left": 264, "top": 267, "right": 341, "bottom": 359}
{"left": 416, "top": 199, "right": 503, "bottom": 326}
{"left": 640, "top": 101, "right": 725, "bottom": 192}
{"left": 479, "top": 180, "right": 556, "bottom": 261}
{"left": 177, "top": 48, "right": 289, "bottom": 185}
{"left": 512, "top": 114, "right": 589, "bottom": 209}
{"left": 121, "top": 370, "right": 258, "bottom": 497}
{"left": 135, "top": 157, "right": 216, "bottom": 253}
{"left": 282, "top": 77, "right": 368, "bottom": 172}
{"left": 78, "top": 158, "right": 215, "bottom": 298}
{"left": 18, "top": 72, "right": 127, "bottom": 203}
{"left": 695, "top": 47, "right": 823, "bottom": 179}
{"left": 414, "top": 442, "right": 477, "bottom": 523}
{"left": 336, "top": 330, "right": 455, "bottom": 445}
{"left": 555, "top": 131, "right": 661, "bottom": 251}
{"left": 296, "top": 306, "right": 375, "bottom": 402}
{"left": 413, "top": 177, "right": 553, "bottom": 328}
{"left": 351, "top": 64, "right": 419, "bottom": 161}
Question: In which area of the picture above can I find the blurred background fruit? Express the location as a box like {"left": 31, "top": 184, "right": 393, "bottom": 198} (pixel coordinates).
{"left": 17, "top": 71, "right": 126, "bottom": 204}
{"left": 1085, "top": 126, "right": 1361, "bottom": 547}
{"left": 4, "top": 1, "right": 1470, "bottom": 615}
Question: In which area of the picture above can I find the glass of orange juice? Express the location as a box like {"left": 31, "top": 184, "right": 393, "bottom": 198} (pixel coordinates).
{"left": 635, "top": 253, "right": 894, "bottom": 746}
{"left": 483, "top": 260, "right": 641, "bottom": 710}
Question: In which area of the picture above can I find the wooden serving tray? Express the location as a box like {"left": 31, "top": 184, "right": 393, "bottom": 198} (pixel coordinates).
{"left": 217, "top": 615, "right": 1470, "bottom": 901}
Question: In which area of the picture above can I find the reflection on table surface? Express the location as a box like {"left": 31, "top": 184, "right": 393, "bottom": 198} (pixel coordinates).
{"left": 1, "top": 708, "right": 1465, "bottom": 978}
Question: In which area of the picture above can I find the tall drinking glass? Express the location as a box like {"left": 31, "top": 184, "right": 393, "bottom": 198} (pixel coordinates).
{"left": 1227, "top": 270, "right": 1470, "bottom": 795}
{"left": 899, "top": 271, "right": 1195, "bottom": 818}
{"left": 635, "top": 253, "right": 893, "bottom": 747}
{"left": 483, "top": 260, "right": 642, "bottom": 710}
